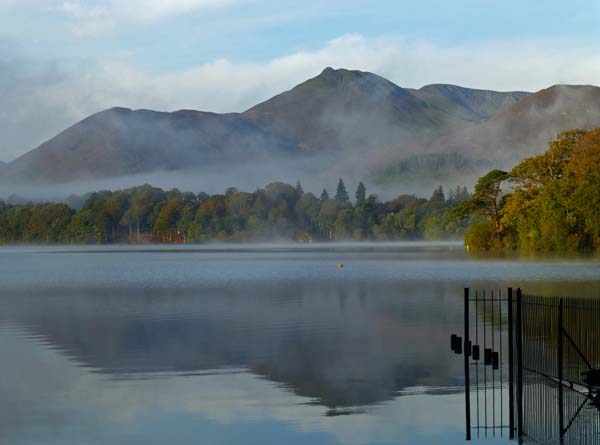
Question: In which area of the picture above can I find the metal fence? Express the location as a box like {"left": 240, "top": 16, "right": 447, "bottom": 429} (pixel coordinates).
{"left": 452, "top": 288, "right": 600, "bottom": 444}
{"left": 519, "top": 293, "right": 600, "bottom": 444}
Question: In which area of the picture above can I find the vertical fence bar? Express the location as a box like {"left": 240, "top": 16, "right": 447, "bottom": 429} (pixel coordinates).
{"left": 516, "top": 288, "right": 523, "bottom": 443}
{"left": 464, "top": 287, "right": 471, "bottom": 441}
{"left": 499, "top": 288, "right": 503, "bottom": 438}
{"left": 558, "top": 298, "right": 564, "bottom": 444}
{"left": 508, "top": 287, "right": 515, "bottom": 440}
{"left": 475, "top": 289, "right": 480, "bottom": 438}
{"left": 492, "top": 289, "right": 496, "bottom": 436}
{"left": 484, "top": 290, "right": 487, "bottom": 435}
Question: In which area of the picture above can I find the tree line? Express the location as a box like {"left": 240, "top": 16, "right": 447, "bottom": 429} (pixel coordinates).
{"left": 8, "top": 126, "right": 597, "bottom": 251}
{"left": 454, "top": 128, "right": 600, "bottom": 252}
{"left": 0, "top": 179, "right": 471, "bottom": 244}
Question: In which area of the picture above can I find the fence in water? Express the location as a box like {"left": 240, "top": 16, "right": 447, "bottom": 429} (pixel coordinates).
{"left": 451, "top": 288, "right": 600, "bottom": 444}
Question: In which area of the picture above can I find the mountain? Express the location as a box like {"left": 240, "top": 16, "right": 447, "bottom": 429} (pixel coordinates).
{"left": 243, "top": 68, "right": 527, "bottom": 153}
{"left": 409, "top": 84, "right": 528, "bottom": 124}
{"left": 430, "top": 85, "right": 600, "bottom": 165}
{"left": 0, "top": 67, "right": 536, "bottom": 186}
{"left": 7, "top": 107, "right": 299, "bottom": 182}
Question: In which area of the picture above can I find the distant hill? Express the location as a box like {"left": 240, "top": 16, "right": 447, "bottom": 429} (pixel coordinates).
{"left": 410, "top": 84, "right": 528, "bottom": 124}
{"left": 1, "top": 68, "right": 533, "bottom": 186}
{"left": 7, "top": 107, "right": 299, "bottom": 182}
{"left": 5, "top": 68, "right": 598, "bottom": 192}
{"left": 429, "top": 84, "right": 600, "bottom": 165}
{"left": 374, "top": 152, "right": 493, "bottom": 185}
{"left": 243, "top": 68, "right": 527, "bottom": 153}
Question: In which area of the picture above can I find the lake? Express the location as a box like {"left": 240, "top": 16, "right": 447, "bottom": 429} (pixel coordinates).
{"left": 1, "top": 243, "right": 600, "bottom": 445}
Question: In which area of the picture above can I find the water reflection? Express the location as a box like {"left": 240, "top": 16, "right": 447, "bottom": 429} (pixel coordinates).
{"left": 1, "top": 245, "right": 600, "bottom": 444}
{"left": 1, "top": 280, "right": 464, "bottom": 408}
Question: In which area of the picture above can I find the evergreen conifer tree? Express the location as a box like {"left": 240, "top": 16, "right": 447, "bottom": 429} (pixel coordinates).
{"left": 320, "top": 189, "right": 329, "bottom": 200}
{"left": 355, "top": 181, "right": 366, "bottom": 206}
{"left": 335, "top": 178, "right": 349, "bottom": 202}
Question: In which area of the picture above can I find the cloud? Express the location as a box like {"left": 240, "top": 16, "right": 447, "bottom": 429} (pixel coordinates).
{"left": 2, "top": 34, "right": 600, "bottom": 161}
{"left": 56, "top": 0, "right": 236, "bottom": 34}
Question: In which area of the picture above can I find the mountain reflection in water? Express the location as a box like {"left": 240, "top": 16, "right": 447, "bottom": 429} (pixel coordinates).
{"left": 2, "top": 244, "right": 600, "bottom": 444}
{"left": 2, "top": 279, "right": 464, "bottom": 408}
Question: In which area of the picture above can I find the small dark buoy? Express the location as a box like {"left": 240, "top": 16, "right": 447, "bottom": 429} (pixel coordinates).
{"left": 337, "top": 263, "right": 344, "bottom": 268}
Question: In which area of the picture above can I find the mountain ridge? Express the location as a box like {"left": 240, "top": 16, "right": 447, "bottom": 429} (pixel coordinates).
{"left": 243, "top": 68, "right": 528, "bottom": 153}
{"left": 3, "top": 67, "right": 598, "bottom": 192}
{"left": 7, "top": 106, "right": 300, "bottom": 182}
{"left": 4, "top": 67, "right": 532, "bottom": 185}
{"left": 429, "top": 84, "right": 600, "bottom": 165}
{"left": 412, "top": 84, "right": 529, "bottom": 123}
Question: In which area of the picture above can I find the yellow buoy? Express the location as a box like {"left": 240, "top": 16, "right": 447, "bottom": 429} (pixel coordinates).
{"left": 337, "top": 263, "right": 344, "bottom": 268}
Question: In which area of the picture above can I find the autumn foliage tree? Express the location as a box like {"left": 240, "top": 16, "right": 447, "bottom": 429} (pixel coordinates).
{"left": 451, "top": 170, "right": 508, "bottom": 249}
{"left": 461, "top": 128, "right": 600, "bottom": 251}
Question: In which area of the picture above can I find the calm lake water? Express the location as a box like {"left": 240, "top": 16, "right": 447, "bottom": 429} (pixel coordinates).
{"left": 1, "top": 242, "right": 600, "bottom": 445}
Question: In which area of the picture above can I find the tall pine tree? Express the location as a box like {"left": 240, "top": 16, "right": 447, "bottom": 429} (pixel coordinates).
{"left": 335, "top": 178, "right": 349, "bottom": 202}
{"left": 355, "top": 181, "right": 366, "bottom": 207}
{"left": 320, "top": 189, "right": 329, "bottom": 200}
{"left": 295, "top": 180, "right": 304, "bottom": 194}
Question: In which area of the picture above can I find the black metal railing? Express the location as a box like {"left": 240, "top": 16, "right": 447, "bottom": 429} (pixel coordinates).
{"left": 519, "top": 292, "right": 600, "bottom": 445}
{"left": 451, "top": 288, "right": 600, "bottom": 444}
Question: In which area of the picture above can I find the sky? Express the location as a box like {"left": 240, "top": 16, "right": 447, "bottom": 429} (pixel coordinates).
{"left": 1, "top": 0, "right": 600, "bottom": 162}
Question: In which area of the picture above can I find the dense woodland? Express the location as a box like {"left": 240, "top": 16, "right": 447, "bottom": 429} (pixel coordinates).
{"left": 456, "top": 128, "right": 600, "bottom": 252}
{"left": 0, "top": 180, "right": 472, "bottom": 244}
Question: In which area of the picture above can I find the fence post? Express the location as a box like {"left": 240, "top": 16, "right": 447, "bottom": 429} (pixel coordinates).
{"left": 558, "top": 298, "right": 564, "bottom": 444}
{"left": 508, "top": 287, "right": 515, "bottom": 439}
{"left": 516, "top": 288, "right": 523, "bottom": 443}
{"left": 464, "top": 287, "right": 471, "bottom": 440}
